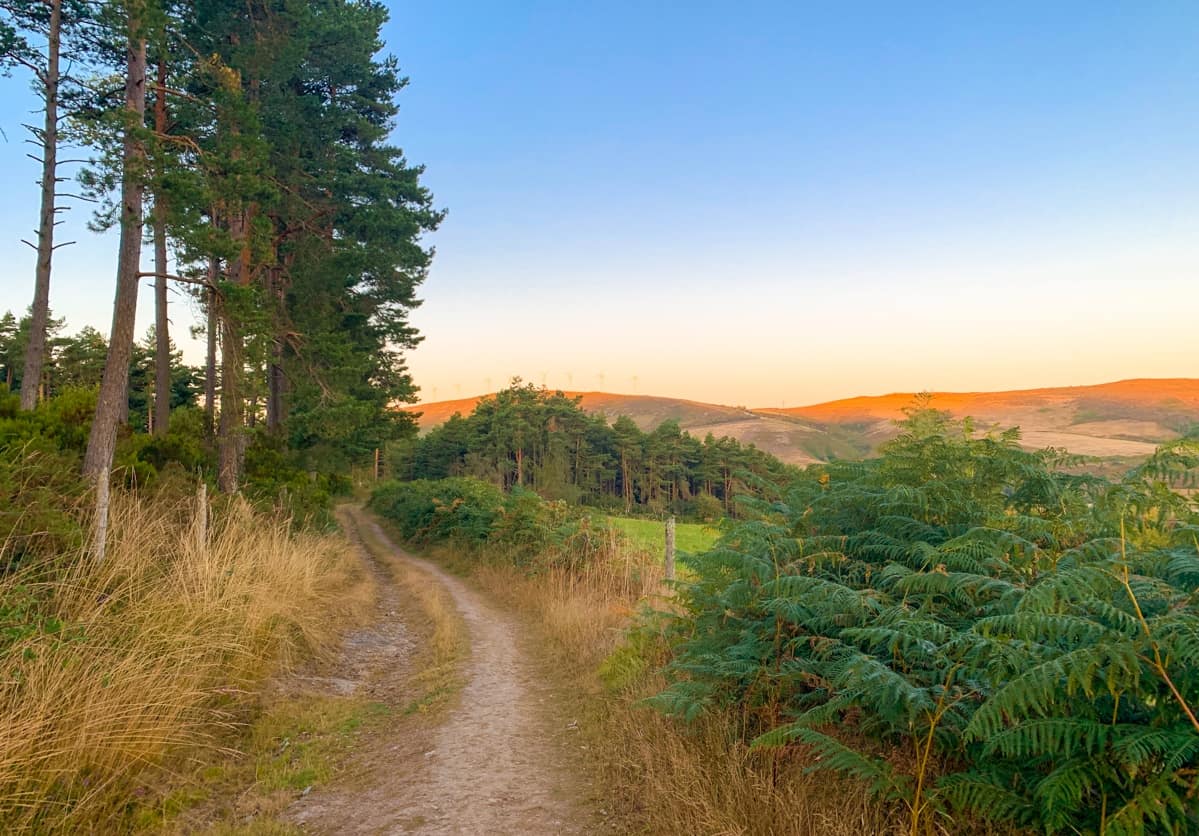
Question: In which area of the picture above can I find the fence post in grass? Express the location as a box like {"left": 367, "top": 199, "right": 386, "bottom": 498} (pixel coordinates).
{"left": 196, "top": 479, "right": 207, "bottom": 554}
{"left": 93, "top": 467, "right": 110, "bottom": 562}
{"left": 664, "top": 515, "right": 676, "bottom": 583}
{"left": 374, "top": 447, "right": 381, "bottom": 481}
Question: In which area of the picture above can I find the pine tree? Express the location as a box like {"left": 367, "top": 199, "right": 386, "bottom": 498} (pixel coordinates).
{"left": 1, "top": 0, "right": 92, "bottom": 410}
{"left": 82, "top": 0, "right": 152, "bottom": 479}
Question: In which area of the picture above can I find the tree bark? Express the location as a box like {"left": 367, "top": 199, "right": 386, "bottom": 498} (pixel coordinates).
{"left": 217, "top": 208, "right": 249, "bottom": 493}
{"left": 216, "top": 291, "right": 241, "bottom": 493}
{"left": 621, "top": 452, "right": 631, "bottom": 511}
{"left": 152, "top": 57, "right": 170, "bottom": 436}
{"left": 19, "top": 0, "right": 62, "bottom": 411}
{"left": 204, "top": 257, "right": 218, "bottom": 434}
{"left": 82, "top": 18, "right": 147, "bottom": 478}
{"left": 266, "top": 265, "right": 285, "bottom": 431}
{"left": 266, "top": 355, "right": 284, "bottom": 430}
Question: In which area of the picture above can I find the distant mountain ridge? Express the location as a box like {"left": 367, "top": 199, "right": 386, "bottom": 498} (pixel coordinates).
{"left": 401, "top": 379, "right": 1199, "bottom": 465}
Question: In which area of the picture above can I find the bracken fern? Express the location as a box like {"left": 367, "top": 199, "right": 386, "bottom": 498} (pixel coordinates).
{"left": 650, "top": 406, "right": 1199, "bottom": 834}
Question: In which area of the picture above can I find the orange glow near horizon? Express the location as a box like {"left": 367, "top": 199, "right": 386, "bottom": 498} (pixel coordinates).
{"left": 406, "top": 250, "right": 1199, "bottom": 408}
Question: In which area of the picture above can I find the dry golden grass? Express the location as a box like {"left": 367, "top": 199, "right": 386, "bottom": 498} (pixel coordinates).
{"left": 458, "top": 531, "right": 903, "bottom": 835}
{"left": 606, "top": 703, "right": 901, "bottom": 835}
{"left": 0, "top": 491, "right": 368, "bottom": 833}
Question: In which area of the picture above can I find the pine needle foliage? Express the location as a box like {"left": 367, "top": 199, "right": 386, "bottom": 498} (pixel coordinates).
{"left": 650, "top": 405, "right": 1199, "bottom": 834}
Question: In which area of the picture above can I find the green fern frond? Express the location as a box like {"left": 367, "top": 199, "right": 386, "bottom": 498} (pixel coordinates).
{"left": 1104, "top": 769, "right": 1192, "bottom": 836}
{"left": 815, "top": 642, "right": 936, "bottom": 724}
{"left": 750, "top": 695, "right": 858, "bottom": 748}
{"left": 1055, "top": 539, "right": 1123, "bottom": 568}
{"left": 1162, "top": 549, "right": 1199, "bottom": 588}
{"left": 895, "top": 570, "right": 1017, "bottom": 606}
{"left": 1016, "top": 564, "right": 1116, "bottom": 613}
{"left": 1082, "top": 598, "right": 1142, "bottom": 637}
{"left": 839, "top": 625, "right": 939, "bottom": 662}
{"left": 934, "top": 772, "right": 1033, "bottom": 824}
{"left": 1111, "top": 725, "right": 1199, "bottom": 771}
{"left": 985, "top": 718, "right": 1111, "bottom": 759}
{"left": 784, "top": 727, "right": 912, "bottom": 802}
{"left": 966, "top": 642, "right": 1140, "bottom": 741}
{"left": 1033, "top": 756, "right": 1103, "bottom": 831}
{"left": 974, "top": 612, "right": 1126, "bottom": 645}
{"left": 1148, "top": 613, "right": 1199, "bottom": 666}
{"left": 642, "top": 680, "right": 715, "bottom": 721}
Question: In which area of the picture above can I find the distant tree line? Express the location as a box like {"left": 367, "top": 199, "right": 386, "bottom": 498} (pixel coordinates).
{"left": 0, "top": 310, "right": 198, "bottom": 432}
{"left": 1, "top": 0, "right": 441, "bottom": 489}
{"left": 391, "top": 381, "right": 797, "bottom": 519}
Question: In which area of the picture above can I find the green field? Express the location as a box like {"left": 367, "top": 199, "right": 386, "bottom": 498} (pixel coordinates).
{"left": 605, "top": 516, "right": 720, "bottom": 555}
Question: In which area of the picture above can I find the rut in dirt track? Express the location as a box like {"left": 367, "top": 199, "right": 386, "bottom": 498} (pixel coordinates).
{"left": 289, "top": 511, "right": 594, "bottom": 835}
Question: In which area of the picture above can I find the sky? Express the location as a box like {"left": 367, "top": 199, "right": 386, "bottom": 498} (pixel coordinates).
{"left": 1, "top": 1, "right": 1198, "bottom": 407}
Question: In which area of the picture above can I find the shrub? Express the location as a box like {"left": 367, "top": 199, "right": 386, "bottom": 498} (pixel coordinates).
{"left": 0, "top": 441, "right": 86, "bottom": 574}
{"left": 369, "top": 477, "right": 614, "bottom": 567}
{"left": 369, "top": 477, "right": 507, "bottom": 545}
{"left": 692, "top": 491, "right": 724, "bottom": 523}
{"left": 241, "top": 434, "right": 349, "bottom": 529}
{"left": 0, "top": 388, "right": 95, "bottom": 455}
{"left": 132, "top": 407, "right": 209, "bottom": 474}
{"left": 651, "top": 410, "right": 1199, "bottom": 834}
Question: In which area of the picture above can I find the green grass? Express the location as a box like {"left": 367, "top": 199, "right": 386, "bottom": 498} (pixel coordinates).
{"left": 605, "top": 516, "right": 720, "bottom": 556}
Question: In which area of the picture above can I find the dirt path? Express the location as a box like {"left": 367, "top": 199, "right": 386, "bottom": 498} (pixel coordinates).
{"left": 288, "top": 510, "right": 594, "bottom": 835}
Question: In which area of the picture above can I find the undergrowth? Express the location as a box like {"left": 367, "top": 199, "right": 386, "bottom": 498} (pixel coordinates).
{"left": 653, "top": 408, "right": 1199, "bottom": 834}
{"left": 0, "top": 492, "right": 364, "bottom": 833}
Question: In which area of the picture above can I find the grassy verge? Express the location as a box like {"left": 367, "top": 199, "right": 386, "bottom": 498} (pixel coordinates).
{"left": 0, "top": 492, "right": 373, "bottom": 833}
{"left": 161, "top": 694, "right": 391, "bottom": 835}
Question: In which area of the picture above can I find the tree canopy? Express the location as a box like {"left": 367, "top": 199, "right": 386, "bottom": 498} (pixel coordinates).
{"left": 394, "top": 380, "right": 797, "bottom": 518}
{"left": 3, "top": 0, "right": 441, "bottom": 484}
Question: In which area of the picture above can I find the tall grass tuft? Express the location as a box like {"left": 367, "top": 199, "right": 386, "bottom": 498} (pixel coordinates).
{"left": 0, "top": 491, "right": 362, "bottom": 832}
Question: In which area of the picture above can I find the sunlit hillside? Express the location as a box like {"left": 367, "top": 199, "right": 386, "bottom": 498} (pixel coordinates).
{"left": 768, "top": 378, "right": 1199, "bottom": 458}
{"left": 406, "top": 379, "right": 1199, "bottom": 464}
{"left": 401, "top": 391, "right": 867, "bottom": 465}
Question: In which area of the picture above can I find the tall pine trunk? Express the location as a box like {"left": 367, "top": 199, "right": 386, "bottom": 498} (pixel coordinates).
{"left": 266, "top": 264, "right": 285, "bottom": 431}
{"left": 266, "top": 352, "right": 284, "bottom": 430}
{"left": 152, "top": 58, "right": 170, "bottom": 436}
{"left": 216, "top": 289, "right": 241, "bottom": 492}
{"left": 83, "top": 16, "right": 147, "bottom": 477}
{"left": 204, "top": 257, "right": 218, "bottom": 434}
{"left": 19, "top": 0, "right": 62, "bottom": 411}
{"left": 217, "top": 209, "right": 249, "bottom": 493}
{"left": 621, "top": 452, "right": 631, "bottom": 511}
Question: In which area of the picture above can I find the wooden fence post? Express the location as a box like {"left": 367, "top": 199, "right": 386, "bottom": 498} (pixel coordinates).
{"left": 374, "top": 447, "right": 381, "bottom": 481}
{"left": 93, "top": 467, "right": 110, "bottom": 561}
{"left": 664, "top": 515, "right": 676, "bottom": 582}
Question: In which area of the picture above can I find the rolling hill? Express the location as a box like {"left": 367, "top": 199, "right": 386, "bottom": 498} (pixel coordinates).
{"left": 401, "top": 379, "right": 1199, "bottom": 465}
{"left": 401, "top": 392, "right": 861, "bottom": 465}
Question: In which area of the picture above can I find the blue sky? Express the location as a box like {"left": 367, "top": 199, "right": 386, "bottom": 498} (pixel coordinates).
{"left": 2, "top": 2, "right": 1197, "bottom": 405}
